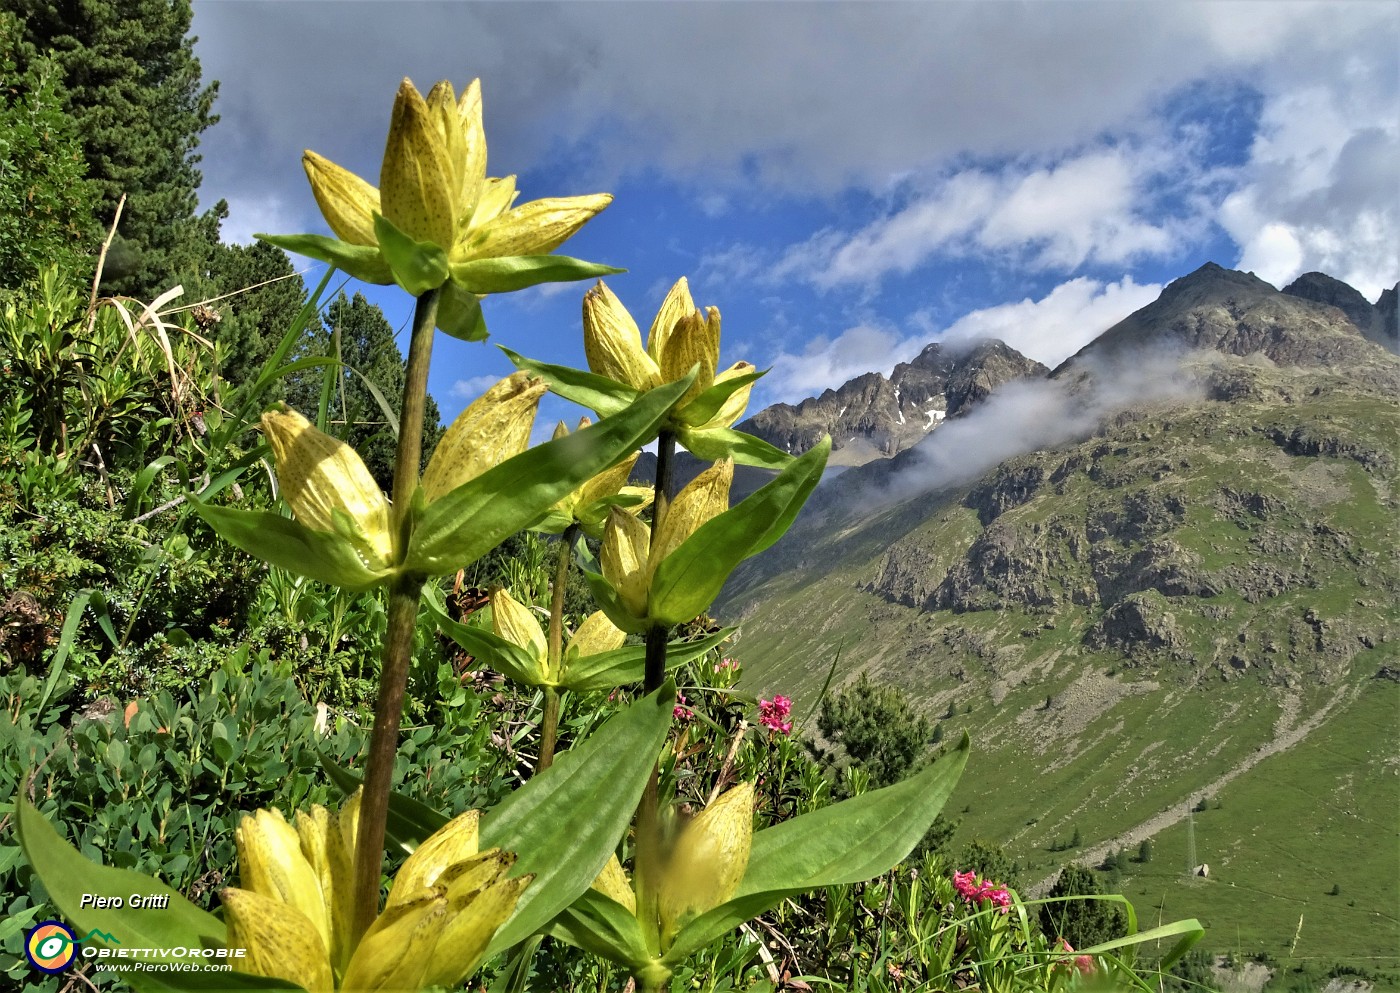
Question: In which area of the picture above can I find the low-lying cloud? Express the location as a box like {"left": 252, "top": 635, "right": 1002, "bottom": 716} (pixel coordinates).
{"left": 864, "top": 345, "right": 1203, "bottom": 507}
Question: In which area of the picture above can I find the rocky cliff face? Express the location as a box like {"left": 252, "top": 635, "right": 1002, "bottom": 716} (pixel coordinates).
{"left": 739, "top": 339, "right": 1047, "bottom": 465}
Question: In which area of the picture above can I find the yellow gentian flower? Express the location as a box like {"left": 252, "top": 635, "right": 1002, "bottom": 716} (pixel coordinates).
{"left": 582, "top": 279, "right": 756, "bottom": 431}
{"left": 223, "top": 796, "right": 530, "bottom": 992}
{"left": 301, "top": 79, "right": 611, "bottom": 295}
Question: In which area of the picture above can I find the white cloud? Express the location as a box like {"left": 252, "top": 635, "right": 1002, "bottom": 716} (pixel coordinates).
{"left": 801, "top": 146, "right": 1187, "bottom": 288}
{"left": 761, "top": 324, "right": 926, "bottom": 405}
{"left": 938, "top": 277, "right": 1163, "bottom": 367}
{"left": 756, "top": 275, "right": 1161, "bottom": 407}
{"left": 1218, "top": 29, "right": 1399, "bottom": 298}
{"left": 218, "top": 193, "right": 296, "bottom": 246}
{"left": 448, "top": 375, "right": 499, "bottom": 400}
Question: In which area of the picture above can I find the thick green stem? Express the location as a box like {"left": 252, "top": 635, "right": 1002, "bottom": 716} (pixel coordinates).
{"left": 634, "top": 429, "right": 676, "bottom": 961}
{"left": 539, "top": 523, "right": 580, "bottom": 771}
{"left": 351, "top": 288, "right": 439, "bottom": 943}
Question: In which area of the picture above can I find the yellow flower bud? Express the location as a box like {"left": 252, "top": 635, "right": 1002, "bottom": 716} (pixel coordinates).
{"left": 658, "top": 783, "right": 755, "bottom": 947}
{"left": 702, "top": 361, "right": 757, "bottom": 430}
{"left": 489, "top": 589, "right": 549, "bottom": 673}
{"left": 294, "top": 77, "right": 611, "bottom": 300}
{"left": 420, "top": 372, "right": 547, "bottom": 502}
{"left": 601, "top": 507, "right": 653, "bottom": 618}
{"left": 221, "top": 888, "right": 335, "bottom": 993}
{"left": 259, "top": 406, "right": 394, "bottom": 571}
{"left": 583, "top": 282, "right": 662, "bottom": 391}
{"left": 581, "top": 278, "right": 754, "bottom": 433}
{"left": 660, "top": 307, "right": 721, "bottom": 407}
{"left": 565, "top": 611, "right": 627, "bottom": 660}
{"left": 386, "top": 809, "right": 480, "bottom": 908}
{"left": 649, "top": 459, "right": 733, "bottom": 574}
{"left": 590, "top": 852, "right": 637, "bottom": 914}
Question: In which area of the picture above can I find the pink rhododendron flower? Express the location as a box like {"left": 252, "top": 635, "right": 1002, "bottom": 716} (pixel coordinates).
{"left": 673, "top": 692, "right": 693, "bottom": 720}
{"left": 951, "top": 869, "right": 1012, "bottom": 914}
{"left": 758, "top": 694, "right": 793, "bottom": 734}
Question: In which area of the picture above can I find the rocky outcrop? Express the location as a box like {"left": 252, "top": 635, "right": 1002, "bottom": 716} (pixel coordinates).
{"left": 1085, "top": 591, "right": 1190, "bottom": 660}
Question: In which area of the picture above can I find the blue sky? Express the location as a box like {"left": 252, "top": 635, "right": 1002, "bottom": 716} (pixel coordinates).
{"left": 190, "top": 2, "right": 1398, "bottom": 433}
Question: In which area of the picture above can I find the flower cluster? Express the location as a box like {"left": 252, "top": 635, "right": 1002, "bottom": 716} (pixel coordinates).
{"left": 952, "top": 869, "right": 1012, "bottom": 914}
{"left": 1057, "top": 938, "right": 1096, "bottom": 975}
{"left": 673, "top": 692, "right": 694, "bottom": 721}
{"left": 758, "top": 695, "right": 792, "bottom": 735}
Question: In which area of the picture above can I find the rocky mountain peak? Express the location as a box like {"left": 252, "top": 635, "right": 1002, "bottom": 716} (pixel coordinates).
{"left": 1052, "top": 262, "right": 1394, "bottom": 376}
{"left": 737, "top": 337, "right": 1047, "bottom": 466}
{"left": 1283, "top": 271, "right": 1399, "bottom": 352}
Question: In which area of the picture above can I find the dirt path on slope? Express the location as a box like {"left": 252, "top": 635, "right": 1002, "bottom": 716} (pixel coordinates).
{"left": 1030, "top": 683, "right": 1357, "bottom": 895}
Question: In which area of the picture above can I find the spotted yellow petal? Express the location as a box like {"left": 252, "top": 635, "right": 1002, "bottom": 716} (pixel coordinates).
{"left": 341, "top": 892, "right": 445, "bottom": 992}
{"left": 295, "top": 805, "right": 354, "bottom": 974}
{"left": 380, "top": 78, "right": 457, "bottom": 250}
{"left": 661, "top": 307, "right": 721, "bottom": 406}
{"left": 590, "top": 852, "right": 636, "bottom": 914}
{"left": 601, "top": 506, "right": 652, "bottom": 618}
{"left": 647, "top": 277, "right": 697, "bottom": 366}
{"left": 235, "top": 809, "right": 330, "bottom": 952}
{"left": 459, "top": 193, "right": 614, "bottom": 261}
{"left": 658, "top": 782, "right": 754, "bottom": 948}
{"left": 490, "top": 589, "right": 548, "bottom": 664}
{"left": 565, "top": 610, "right": 627, "bottom": 660}
{"left": 302, "top": 151, "right": 380, "bottom": 247}
{"left": 420, "top": 372, "right": 546, "bottom": 501}
{"left": 387, "top": 809, "right": 481, "bottom": 908}
{"left": 649, "top": 458, "right": 733, "bottom": 579}
{"left": 423, "top": 872, "right": 533, "bottom": 990}
{"left": 222, "top": 887, "right": 334, "bottom": 993}
{"left": 260, "top": 406, "right": 395, "bottom": 570}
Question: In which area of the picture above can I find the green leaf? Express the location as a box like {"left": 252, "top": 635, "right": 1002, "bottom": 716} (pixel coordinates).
{"left": 426, "top": 599, "right": 548, "bottom": 687}
{"left": 561, "top": 627, "right": 734, "bottom": 693}
{"left": 436, "top": 281, "right": 489, "bottom": 342}
{"left": 548, "top": 888, "right": 650, "bottom": 968}
{"left": 1076, "top": 917, "right": 1205, "bottom": 971}
{"left": 373, "top": 213, "right": 449, "bottom": 296}
{"left": 675, "top": 369, "right": 766, "bottom": 428}
{"left": 406, "top": 376, "right": 691, "bottom": 576}
{"left": 676, "top": 425, "right": 795, "bottom": 469}
{"left": 662, "top": 734, "right": 970, "bottom": 966}
{"left": 256, "top": 233, "right": 392, "bottom": 285}
{"left": 451, "top": 255, "right": 624, "bottom": 294}
{"left": 500, "top": 347, "right": 639, "bottom": 418}
{"left": 190, "top": 499, "right": 394, "bottom": 591}
{"left": 480, "top": 682, "right": 676, "bottom": 957}
{"left": 648, "top": 438, "right": 828, "bottom": 627}
{"left": 125, "top": 455, "right": 178, "bottom": 517}
{"left": 14, "top": 796, "right": 302, "bottom": 990}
